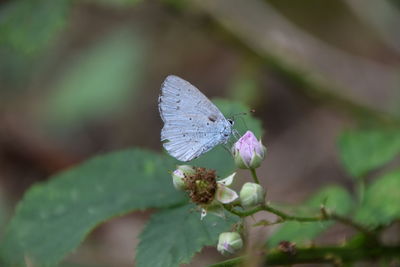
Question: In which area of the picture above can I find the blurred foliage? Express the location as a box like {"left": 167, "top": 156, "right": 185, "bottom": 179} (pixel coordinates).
{"left": 229, "top": 65, "right": 262, "bottom": 107}
{"left": 86, "top": 0, "right": 142, "bottom": 7}
{"left": 338, "top": 129, "right": 400, "bottom": 178}
{"left": 267, "top": 186, "right": 353, "bottom": 247}
{"left": 0, "top": 193, "right": 8, "bottom": 240}
{"left": 355, "top": 170, "right": 400, "bottom": 227}
{"left": 0, "top": 48, "right": 35, "bottom": 91}
{"left": 136, "top": 204, "right": 238, "bottom": 267}
{"left": 43, "top": 30, "right": 144, "bottom": 130}
{"left": 0, "top": 149, "right": 185, "bottom": 266}
{"left": 0, "top": 0, "right": 70, "bottom": 54}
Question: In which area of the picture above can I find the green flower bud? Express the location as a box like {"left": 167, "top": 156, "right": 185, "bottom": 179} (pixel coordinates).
{"left": 217, "top": 232, "right": 243, "bottom": 256}
{"left": 232, "top": 131, "right": 266, "bottom": 169}
{"left": 239, "top": 182, "right": 265, "bottom": 208}
{"left": 172, "top": 165, "right": 196, "bottom": 190}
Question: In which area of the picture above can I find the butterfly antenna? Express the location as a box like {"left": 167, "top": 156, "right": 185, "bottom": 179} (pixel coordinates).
{"left": 233, "top": 129, "right": 241, "bottom": 140}
{"left": 239, "top": 116, "right": 248, "bottom": 131}
{"left": 231, "top": 109, "right": 254, "bottom": 133}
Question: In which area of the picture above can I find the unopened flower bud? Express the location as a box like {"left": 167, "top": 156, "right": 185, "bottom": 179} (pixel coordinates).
{"left": 172, "top": 165, "right": 195, "bottom": 190}
{"left": 217, "top": 232, "right": 243, "bottom": 256}
{"left": 240, "top": 182, "right": 265, "bottom": 208}
{"left": 232, "top": 131, "right": 266, "bottom": 169}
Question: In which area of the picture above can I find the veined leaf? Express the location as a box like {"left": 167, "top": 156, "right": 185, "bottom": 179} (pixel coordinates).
{"left": 338, "top": 129, "right": 400, "bottom": 178}
{"left": 0, "top": 149, "right": 185, "bottom": 266}
{"left": 355, "top": 169, "right": 400, "bottom": 227}
{"left": 136, "top": 204, "right": 238, "bottom": 267}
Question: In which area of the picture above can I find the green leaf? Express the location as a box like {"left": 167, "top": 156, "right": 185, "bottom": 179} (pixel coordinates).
{"left": 267, "top": 186, "right": 353, "bottom": 247}
{"left": 0, "top": 0, "right": 70, "bottom": 54}
{"left": 338, "top": 129, "right": 400, "bottom": 178}
{"left": 355, "top": 170, "right": 400, "bottom": 227}
{"left": 185, "top": 99, "right": 263, "bottom": 177}
{"left": 136, "top": 204, "right": 238, "bottom": 267}
{"left": 43, "top": 30, "right": 143, "bottom": 129}
{"left": 0, "top": 149, "right": 185, "bottom": 266}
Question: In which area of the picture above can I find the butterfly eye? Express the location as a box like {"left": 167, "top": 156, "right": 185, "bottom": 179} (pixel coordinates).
{"left": 227, "top": 119, "right": 234, "bottom": 125}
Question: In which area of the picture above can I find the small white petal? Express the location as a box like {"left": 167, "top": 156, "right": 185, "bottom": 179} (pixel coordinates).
{"left": 218, "top": 172, "right": 236, "bottom": 186}
{"left": 207, "top": 205, "right": 226, "bottom": 218}
{"left": 201, "top": 209, "right": 207, "bottom": 220}
{"left": 216, "top": 185, "right": 239, "bottom": 204}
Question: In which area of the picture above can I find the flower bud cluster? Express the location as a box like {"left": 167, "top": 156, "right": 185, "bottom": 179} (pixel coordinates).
{"left": 170, "top": 130, "right": 268, "bottom": 257}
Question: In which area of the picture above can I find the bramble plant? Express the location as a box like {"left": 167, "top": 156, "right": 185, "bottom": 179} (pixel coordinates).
{"left": 1, "top": 100, "right": 400, "bottom": 266}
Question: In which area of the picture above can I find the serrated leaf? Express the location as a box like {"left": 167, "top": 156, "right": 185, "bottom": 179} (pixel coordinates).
{"left": 338, "top": 129, "right": 400, "bottom": 178}
{"left": 186, "top": 99, "right": 263, "bottom": 177}
{"left": 267, "top": 186, "right": 353, "bottom": 247}
{"left": 43, "top": 30, "right": 143, "bottom": 129}
{"left": 136, "top": 204, "right": 238, "bottom": 267}
{"left": 355, "top": 170, "right": 400, "bottom": 227}
{"left": 0, "top": 149, "right": 185, "bottom": 266}
{"left": 0, "top": 0, "right": 70, "bottom": 54}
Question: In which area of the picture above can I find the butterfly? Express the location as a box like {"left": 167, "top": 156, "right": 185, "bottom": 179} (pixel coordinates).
{"left": 158, "top": 75, "right": 234, "bottom": 161}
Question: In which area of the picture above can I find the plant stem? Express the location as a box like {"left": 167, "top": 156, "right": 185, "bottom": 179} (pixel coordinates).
{"left": 250, "top": 168, "right": 260, "bottom": 184}
{"left": 223, "top": 204, "right": 322, "bottom": 222}
{"left": 223, "top": 204, "right": 375, "bottom": 238}
{"left": 263, "top": 204, "right": 323, "bottom": 222}
{"left": 223, "top": 204, "right": 265, "bottom": 217}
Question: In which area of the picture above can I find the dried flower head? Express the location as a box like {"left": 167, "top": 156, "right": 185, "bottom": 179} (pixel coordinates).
{"left": 184, "top": 167, "right": 218, "bottom": 205}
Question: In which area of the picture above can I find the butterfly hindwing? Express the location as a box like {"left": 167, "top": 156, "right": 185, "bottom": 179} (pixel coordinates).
{"left": 159, "top": 75, "right": 231, "bottom": 161}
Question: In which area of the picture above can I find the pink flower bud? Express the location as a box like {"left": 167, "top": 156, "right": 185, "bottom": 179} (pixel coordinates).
{"left": 232, "top": 131, "right": 266, "bottom": 169}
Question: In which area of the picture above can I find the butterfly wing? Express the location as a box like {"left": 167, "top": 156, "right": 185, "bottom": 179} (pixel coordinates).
{"left": 159, "top": 75, "right": 231, "bottom": 161}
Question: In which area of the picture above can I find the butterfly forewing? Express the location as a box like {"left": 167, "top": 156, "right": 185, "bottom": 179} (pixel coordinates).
{"left": 159, "top": 75, "right": 231, "bottom": 161}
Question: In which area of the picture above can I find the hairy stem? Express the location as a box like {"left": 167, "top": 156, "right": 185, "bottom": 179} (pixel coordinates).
{"left": 223, "top": 204, "right": 376, "bottom": 238}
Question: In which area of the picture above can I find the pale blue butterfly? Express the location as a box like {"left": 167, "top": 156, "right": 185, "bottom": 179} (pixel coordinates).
{"left": 159, "top": 75, "right": 234, "bottom": 162}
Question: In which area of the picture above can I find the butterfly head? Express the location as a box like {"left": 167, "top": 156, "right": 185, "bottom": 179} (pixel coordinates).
{"left": 221, "top": 118, "right": 234, "bottom": 141}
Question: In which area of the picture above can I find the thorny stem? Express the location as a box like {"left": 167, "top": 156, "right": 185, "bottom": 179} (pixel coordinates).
{"left": 250, "top": 168, "right": 260, "bottom": 184}
{"left": 223, "top": 204, "right": 322, "bottom": 222}
{"left": 223, "top": 204, "right": 377, "bottom": 240}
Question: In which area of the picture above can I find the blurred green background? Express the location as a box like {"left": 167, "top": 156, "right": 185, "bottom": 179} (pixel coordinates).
{"left": 1, "top": 0, "right": 400, "bottom": 266}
